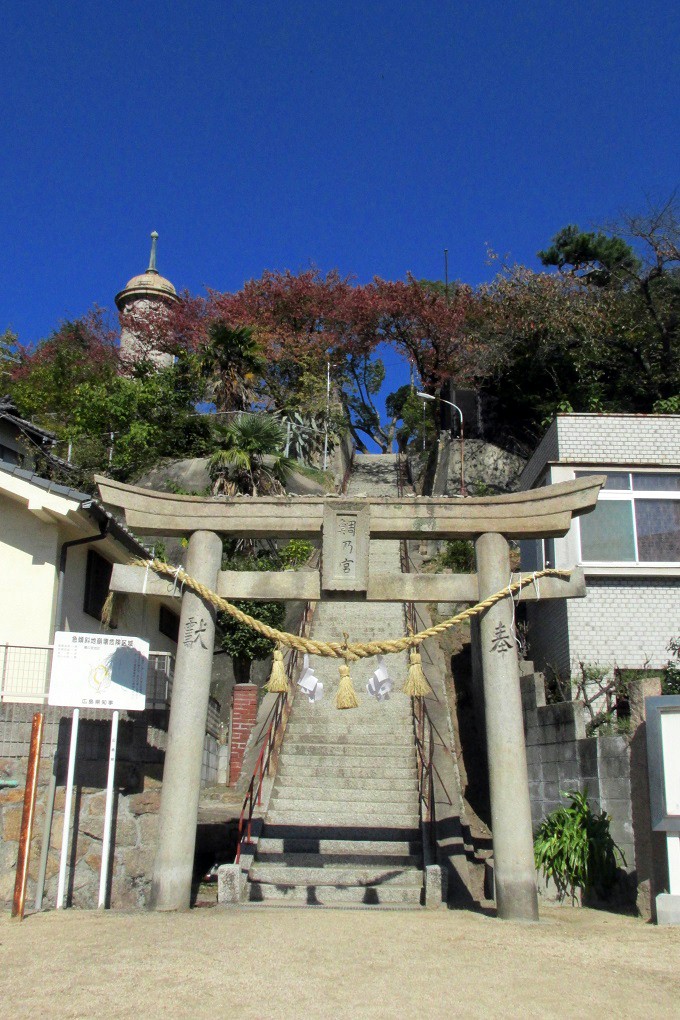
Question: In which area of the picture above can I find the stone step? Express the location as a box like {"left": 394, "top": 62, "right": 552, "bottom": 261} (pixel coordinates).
{"left": 271, "top": 786, "right": 419, "bottom": 805}
{"left": 246, "top": 881, "right": 423, "bottom": 905}
{"left": 254, "top": 832, "right": 420, "bottom": 856}
{"left": 277, "top": 762, "right": 417, "bottom": 780}
{"left": 288, "top": 732, "right": 413, "bottom": 747}
{"left": 286, "top": 722, "right": 412, "bottom": 737}
{"left": 280, "top": 743, "right": 415, "bottom": 759}
{"left": 274, "top": 774, "right": 417, "bottom": 792}
{"left": 254, "top": 850, "right": 423, "bottom": 868}
{"left": 249, "top": 863, "right": 422, "bottom": 887}
{"left": 265, "top": 809, "right": 421, "bottom": 827}
{"left": 257, "top": 836, "right": 421, "bottom": 855}
{"left": 269, "top": 793, "right": 418, "bottom": 814}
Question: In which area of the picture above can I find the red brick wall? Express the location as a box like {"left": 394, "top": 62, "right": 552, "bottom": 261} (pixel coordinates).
{"left": 229, "top": 684, "right": 259, "bottom": 786}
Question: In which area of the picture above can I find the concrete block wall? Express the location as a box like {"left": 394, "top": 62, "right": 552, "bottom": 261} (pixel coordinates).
{"left": 565, "top": 577, "right": 680, "bottom": 672}
{"left": 521, "top": 674, "right": 636, "bottom": 898}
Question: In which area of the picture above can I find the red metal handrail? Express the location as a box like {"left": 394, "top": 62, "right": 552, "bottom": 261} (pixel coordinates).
{"left": 396, "top": 453, "right": 457, "bottom": 858}
{"left": 235, "top": 601, "right": 315, "bottom": 863}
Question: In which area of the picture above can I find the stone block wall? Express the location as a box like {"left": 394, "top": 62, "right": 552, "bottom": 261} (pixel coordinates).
{"left": 0, "top": 703, "right": 223, "bottom": 911}
{"left": 1, "top": 753, "right": 162, "bottom": 910}
{"left": 521, "top": 673, "right": 637, "bottom": 903}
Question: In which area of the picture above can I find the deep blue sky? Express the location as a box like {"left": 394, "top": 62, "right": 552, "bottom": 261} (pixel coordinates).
{"left": 1, "top": 0, "right": 678, "bottom": 360}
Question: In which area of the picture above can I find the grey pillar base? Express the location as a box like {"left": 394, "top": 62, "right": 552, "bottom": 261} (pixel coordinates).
{"left": 149, "top": 530, "right": 223, "bottom": 911}
{"left": 656, "top": 893, "right": 680, "bottom": 925}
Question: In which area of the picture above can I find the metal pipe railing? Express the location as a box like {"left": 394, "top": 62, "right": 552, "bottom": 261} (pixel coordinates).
{"left": 235, "top": 601, "right": 315, "bottom": 863}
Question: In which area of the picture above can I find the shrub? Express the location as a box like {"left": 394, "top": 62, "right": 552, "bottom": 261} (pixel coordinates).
{"left": 663, "top": 637, "right": 680, "bottom": 696}
{"left": 534, "top": 789, "right": 625, "bottom": 900}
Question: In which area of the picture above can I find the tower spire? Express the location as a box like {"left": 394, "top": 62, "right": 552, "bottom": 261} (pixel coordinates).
{"left": 148, "top": 231, "right": 159, "bottom": 273}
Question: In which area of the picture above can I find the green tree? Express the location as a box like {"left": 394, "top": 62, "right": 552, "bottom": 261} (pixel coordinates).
{"left": 208, "top": 413, "right": 295, "bottom": 496}
{"left": 0, "top": 330, "right": 19, "bottom": 383}
{"left": 538, "top": 225, "right": 641, "bottom": 287}
{"left": 217, "top": 599, "right": 286, "bottom": 683}
{"left": 7, "top": 317, "right": 211, "bottom": 485}
{"left": 200, "top": 321, "right": 266, "bottom": 412}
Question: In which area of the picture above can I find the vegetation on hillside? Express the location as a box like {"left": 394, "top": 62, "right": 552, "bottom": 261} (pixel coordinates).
{"left": 3, "top": 197, "right": 678, "bottom": 477}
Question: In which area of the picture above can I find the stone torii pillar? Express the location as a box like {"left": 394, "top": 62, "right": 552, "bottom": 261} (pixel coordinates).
{"left": 149, "top": 530, "right": 222, "bottom": 911}
{"left": 476, "top": 532, "right": 538, "bottom": 921}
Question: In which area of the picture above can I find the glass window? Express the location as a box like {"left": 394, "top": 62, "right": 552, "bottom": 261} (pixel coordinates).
{"left": 580, "top": 501, "right": 636, "bottom": 561}
{"left": 159, "top": 605, "right": 180, "bottom": 642}
{"left": 635, "top": 500, "right": 680, "bottom": 561}
{"left": 576, "top": 470, "right": 630, "bottom": 490}
{"left": 83, "top": 550, "right": 113, "bottom": 621}
{"left": 632, "top": 473, "right": 680, "bottom": 492}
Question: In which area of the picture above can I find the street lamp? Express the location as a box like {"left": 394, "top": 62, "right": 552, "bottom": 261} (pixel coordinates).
{"left": 323, "top": 357, "right": 331, "bottom": 471}
{"left": 417, "top": 392, "right": 466, "bottom": 497}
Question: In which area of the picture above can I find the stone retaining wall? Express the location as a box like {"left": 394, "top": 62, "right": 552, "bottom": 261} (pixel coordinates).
{"left": 0, "top": 706, "right": 222, "bottom": 911}
{"left": 521, "top": 671, "right": 664, "bottom": 915}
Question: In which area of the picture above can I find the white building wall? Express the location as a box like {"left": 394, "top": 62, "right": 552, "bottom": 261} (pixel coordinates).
{"left": 555, "top": 413, "right": 680, "bottom": 465}
{"left": 0, "top": 493, "right": 58, "bottom": 646}
{"left": 564, "top": 577, "right": 680, "bottom": 672}
{"left": 521, "top": 414, "right": 680, "bottom": 682}
{"left": 61, "top": 542, "right": 176, "bottom": 653}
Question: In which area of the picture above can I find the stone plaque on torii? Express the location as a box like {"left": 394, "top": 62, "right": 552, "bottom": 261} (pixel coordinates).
{"left": 97, "top": 473, "right": 604, "bottom": 921}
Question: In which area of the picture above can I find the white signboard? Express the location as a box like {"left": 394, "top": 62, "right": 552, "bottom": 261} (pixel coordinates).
{"left": 48, "top": 632, "right": 149, "bottom": 711}
{"left": 661, "top": 712, "right": 680, "bottom": 817}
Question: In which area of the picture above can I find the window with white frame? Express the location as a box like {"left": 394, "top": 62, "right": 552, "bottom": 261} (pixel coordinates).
{"left": 575, "top": 471, "right": 680, "bottom": 563}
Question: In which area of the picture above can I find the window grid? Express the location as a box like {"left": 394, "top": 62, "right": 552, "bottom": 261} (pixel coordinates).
{"left": 575, "top": 470, "right": 680, "bottom": 566}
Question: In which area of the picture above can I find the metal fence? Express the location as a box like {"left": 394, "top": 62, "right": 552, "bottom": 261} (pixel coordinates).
{"left": 0, "top": 644, "right": 53, "bottom": 703}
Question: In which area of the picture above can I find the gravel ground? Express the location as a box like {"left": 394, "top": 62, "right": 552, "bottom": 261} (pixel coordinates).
{"left": 2, "top": 905, "right": 679, "bottom": 1019}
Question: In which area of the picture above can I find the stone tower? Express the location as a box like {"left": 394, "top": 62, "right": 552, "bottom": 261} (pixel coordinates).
{"left": 115, "top": 232, "right": 180, "bottom": 367}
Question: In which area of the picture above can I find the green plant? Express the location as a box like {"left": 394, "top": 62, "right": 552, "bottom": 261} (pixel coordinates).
{"left": 663, "top": 637, "right": 680, "bottom": 695}
{"left": 217, "top": 599, "right": 286, "bottom": 683}
{"left": 279, "top": 539, "right": 314, "bottom": 569}
{"left": 534, "top": 789, "right": 625, "bottom": 900}
{"left": 208, "top": 413, "right": 294, "bottom": 496}
{"left": 437, "top": 540, "right": 475, "bottom": 573}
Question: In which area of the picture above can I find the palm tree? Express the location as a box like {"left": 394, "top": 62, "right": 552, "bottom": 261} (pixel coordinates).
{"left": 208, "top": 413, "right": 295, "bottom": 496}
{"left": 201, "top": 321, "right": 266, "bottom": 412}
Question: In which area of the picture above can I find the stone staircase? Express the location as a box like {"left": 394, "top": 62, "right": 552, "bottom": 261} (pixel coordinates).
{"left": 242, "top": 454, "right": 425, "bottom": 907}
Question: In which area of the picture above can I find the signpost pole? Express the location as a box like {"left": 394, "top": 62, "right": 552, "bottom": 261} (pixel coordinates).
{"left": 56, "top": 708, "right": 79, "bottom": 909}
{"left": 98, "top": 709, "right": 119, "bottom": 908}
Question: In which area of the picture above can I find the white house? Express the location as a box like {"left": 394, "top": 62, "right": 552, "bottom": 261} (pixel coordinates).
{"left": 0, "top": 460, "right": 178, "bottom": 701}
{"left": 519, "top": 413, "right": 680, "bottom": 682}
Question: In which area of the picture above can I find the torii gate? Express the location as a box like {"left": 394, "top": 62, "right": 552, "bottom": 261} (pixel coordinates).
{"left": 97, "top": 473, "right": 604, "bottom": 921}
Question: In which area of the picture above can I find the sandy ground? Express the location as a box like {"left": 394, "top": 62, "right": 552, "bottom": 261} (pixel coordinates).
{"left": 2, "top": 905, "right": 679, "bottom": 1020}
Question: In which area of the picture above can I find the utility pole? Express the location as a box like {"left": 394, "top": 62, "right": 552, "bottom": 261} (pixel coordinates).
{"left": 444, "top": 248, "right": 449, "bottom": 305}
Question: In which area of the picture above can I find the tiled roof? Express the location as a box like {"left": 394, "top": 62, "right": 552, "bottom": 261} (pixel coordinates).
{"left": 0, "top": 396, "right": 57, "bottom": 443}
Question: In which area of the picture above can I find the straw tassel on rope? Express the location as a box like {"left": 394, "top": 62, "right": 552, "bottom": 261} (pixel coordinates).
{"left": 403, "top": 648, "right": 432, "bottom": 698}
{"left": 336, "top": 634, "right": 359, "bottom": 709}
{"left": 265, "top": 647, "right": 289, "bottom": 694}
{"left": 101, "top": 591, "right": 117, "bottom": 630}
{"left": 336, "top": 664, "right": 359, "bottom": 709}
